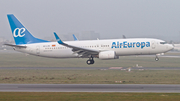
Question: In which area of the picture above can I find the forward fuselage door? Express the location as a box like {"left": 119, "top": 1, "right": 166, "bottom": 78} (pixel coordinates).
{"left": 151, "top": 40, "right": 156, "bottom": 49}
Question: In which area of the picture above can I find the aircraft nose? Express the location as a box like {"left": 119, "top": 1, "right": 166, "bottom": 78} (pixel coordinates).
{"left": 167, "top": 44, "right": 174, "bottom": 50}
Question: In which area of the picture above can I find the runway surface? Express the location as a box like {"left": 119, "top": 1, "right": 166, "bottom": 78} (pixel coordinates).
{"left": 0, "top": 84, "right": 180, "bottom": 92}
{"left": 0, "top": 67, "right": 180, "bottom": 70}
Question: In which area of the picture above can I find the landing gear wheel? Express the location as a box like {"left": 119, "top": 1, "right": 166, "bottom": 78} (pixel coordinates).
{"left": 86, "top": 60, "right": 92, "bottom": 65}
{"left": 86, "top": 57, "right": 95, "bottom": 65}
{"left": 155, "top": 57, "right": 159, "bottom": 61}
{"left": 91, "top": 60, "right": 94, "bottom": 64}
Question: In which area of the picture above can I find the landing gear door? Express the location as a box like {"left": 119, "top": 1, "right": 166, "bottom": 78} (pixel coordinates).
{"left": 36, "top": 46, "right": 40, "bottom": 54}
{"left": 151, "top": 40, "right": 156, "bottom": 49}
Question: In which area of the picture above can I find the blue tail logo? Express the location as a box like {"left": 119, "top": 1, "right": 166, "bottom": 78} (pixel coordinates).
{"left": 7, "top": 14, "right": 49, "bottom": 45}
{"left": 13, "top": 28, "right": 26, "bottom": 37}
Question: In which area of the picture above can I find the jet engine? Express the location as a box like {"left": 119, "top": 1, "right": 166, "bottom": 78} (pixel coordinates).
{"left": 99, "top": 51, "right": 119, "bottom": 60}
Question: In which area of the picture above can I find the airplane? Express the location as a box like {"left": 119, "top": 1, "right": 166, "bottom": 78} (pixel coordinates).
{"left": 5, "top": 14, "right": 174, "bottom": 65}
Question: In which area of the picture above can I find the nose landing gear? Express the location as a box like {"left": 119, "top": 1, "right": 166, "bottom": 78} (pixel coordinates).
{"left": 155, "top": 56, "right": 159, "bottom": 61}
{"left": 86, "top": 57, "right": 94, "bottom": 65}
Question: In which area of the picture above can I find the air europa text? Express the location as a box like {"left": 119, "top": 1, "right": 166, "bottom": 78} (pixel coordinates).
{"left": 111, "top": 41, "right": 150, "bottom": 49}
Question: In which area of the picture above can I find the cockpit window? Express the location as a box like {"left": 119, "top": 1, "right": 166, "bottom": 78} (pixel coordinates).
{"left": 160, "top": 42, "right": 167, "bottom": 44}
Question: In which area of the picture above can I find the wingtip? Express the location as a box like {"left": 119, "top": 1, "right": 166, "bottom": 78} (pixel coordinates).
{"left": 72, "top": 34, "right": 78, "bottom": 41}
{"left": 53, "top": 32, "right": 57, "bottom": 36}
{"left": 53, "top": 32, "right": 64, "bottom": 44}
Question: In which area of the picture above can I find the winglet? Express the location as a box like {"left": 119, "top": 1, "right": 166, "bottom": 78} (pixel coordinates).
{"left": 54, "top": 32, "right": 64, "bottom": 44}
{"left": 72, "top": 34, "right": 78, "bottom": 41}
{"left": 122, "top": 35, "right": 126, "bottom": 39}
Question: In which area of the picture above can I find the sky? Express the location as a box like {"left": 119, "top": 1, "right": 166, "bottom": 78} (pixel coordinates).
{"left": 1, "top": 0, "right": 180, "bottom": 42}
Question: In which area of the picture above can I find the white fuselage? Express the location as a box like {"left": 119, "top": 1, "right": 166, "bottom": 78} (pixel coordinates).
{"left": 14, "top": 38, "right": 173, "bottom": 59}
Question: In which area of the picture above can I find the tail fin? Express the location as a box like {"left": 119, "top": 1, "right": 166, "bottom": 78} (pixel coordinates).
{"left": 7, "top": 14, "right": 49, "bottom": 45}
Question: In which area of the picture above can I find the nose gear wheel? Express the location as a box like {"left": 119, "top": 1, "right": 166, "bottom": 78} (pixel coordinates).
{"left": 155, "top": 56, "right": 159, "bottom": 61}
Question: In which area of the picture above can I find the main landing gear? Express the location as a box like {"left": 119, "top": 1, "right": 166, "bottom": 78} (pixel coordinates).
{"left": 86, "top": 57, "right": 94, "bottom": 65}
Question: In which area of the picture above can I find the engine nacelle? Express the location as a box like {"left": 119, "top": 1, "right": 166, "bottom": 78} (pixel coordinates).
{"left": 99, "top": 51, "right": 119, "bottom": 60}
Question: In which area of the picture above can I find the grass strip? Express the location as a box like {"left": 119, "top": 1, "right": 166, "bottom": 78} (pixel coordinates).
{"left": 0, "top": 92, "right": 180, "bottom": 101}
{"left": 0, "top": 70, "right": 180, "bottom": 84}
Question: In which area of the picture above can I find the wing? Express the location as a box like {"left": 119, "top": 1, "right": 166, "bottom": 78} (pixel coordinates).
{"left": 54, "top": 32, "right": 100, "bottom": 57}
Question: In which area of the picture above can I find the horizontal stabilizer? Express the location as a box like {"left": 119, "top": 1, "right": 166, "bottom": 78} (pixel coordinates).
{"left": 4, "top": 44, "right": 27, "bottom": 48}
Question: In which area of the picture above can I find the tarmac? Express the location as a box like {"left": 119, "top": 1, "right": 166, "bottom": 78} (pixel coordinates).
{"left": 0, "top": 67, "right": 180, "bottom": 70}
{"left": 0, "top": 84, "right": 180, "bottom": 92}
